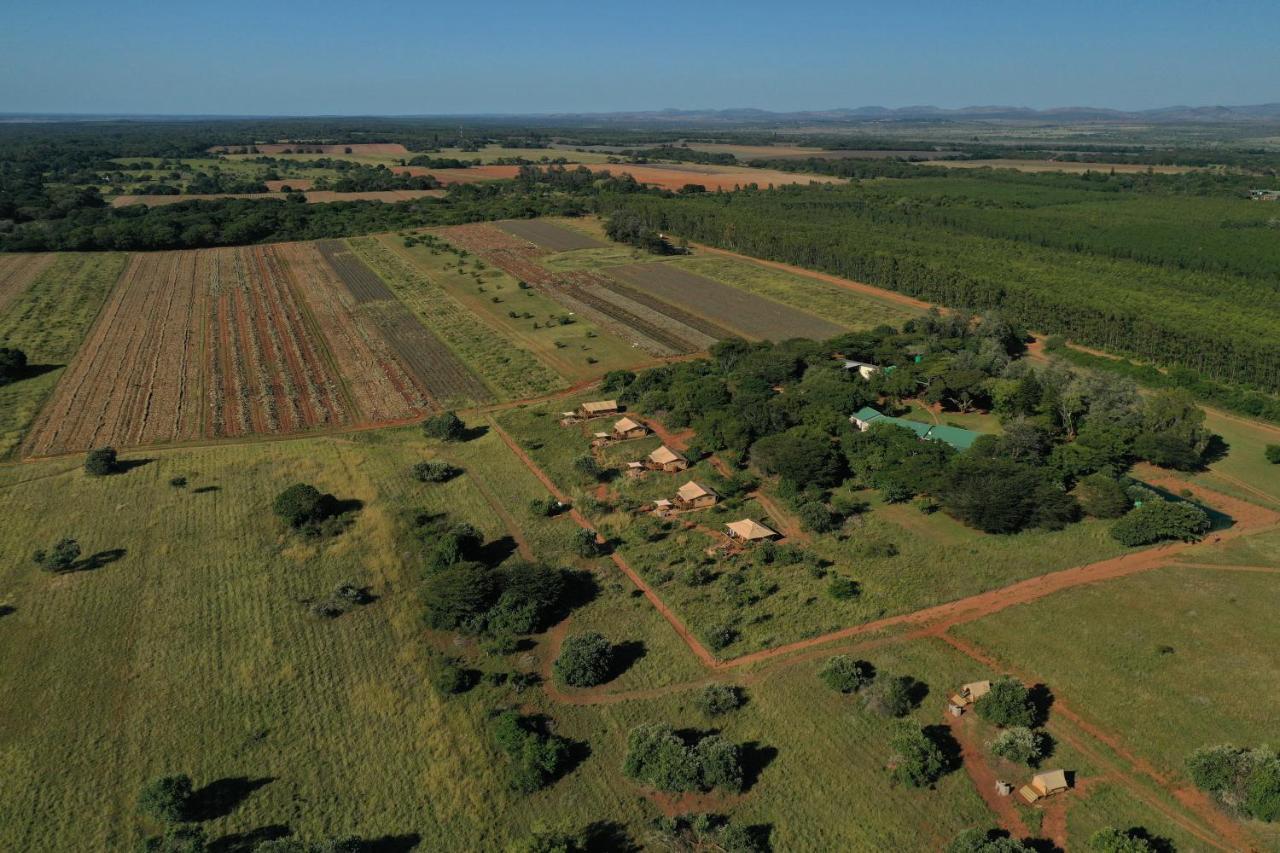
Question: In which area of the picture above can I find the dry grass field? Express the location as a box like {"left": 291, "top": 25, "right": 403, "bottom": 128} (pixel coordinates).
{"left": 0, "top": 253, "right": 56, "bottom": 315}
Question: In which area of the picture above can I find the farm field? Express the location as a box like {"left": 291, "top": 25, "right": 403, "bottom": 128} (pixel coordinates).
{"left": 371, "top": 233, "right": 645, "bottom": 383}
{"left": 0, "top": 253, "right": 56, "bottom": 314}
{"left": 109, "top": 189, "right": 444, "bottom": 207}
{"left": 0, "top": 253, "right": 128, "bottom": 459}
{"left": 21, "top": 240, "right": 494, "bottom": 457}
{"left": 589, "top": 162, "right": 846, "bottom": 191}
{"left": 920, "top": 158, "right": 1193, "bottom": 173}
{"left": 394, "top": 164, "right": 522, "bottom": 183}
{"left": 497, "top": 218, "right": 607, "bottom": 251}
{"left": 209, "top": 142, "right": 410, "bottom": 155}
{"left": 685, "top": 142, "right": 949, "bottom": 160}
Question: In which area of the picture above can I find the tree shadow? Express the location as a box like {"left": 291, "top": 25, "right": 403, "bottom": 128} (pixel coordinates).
{"left": 923, "top": 725, "right": 964, "bottom": 776}
{"left": 739, "top": 741, "right": 778, "bottom": 793}
{"left": 8, "top": 362, "right": 61, "bottom": 383}
{"left": 906, "top": 676, "right": 930, "bottom": 710}
{"left": 113, "top": 458, "right": 155, "bottom": 474}
{"left": 1202, "top": 434, "right": 1230, "bottom": 466}
{"left": 460, "top": 424, "right": 489, "bottom": 442}
{"left": 54, "top": 548, "right": 127, "bottom": 574}
{"left": 0, "top": 604, "right": 14, "bottom": 619}
{"left": 1023, "top": 839, "right": 1063, "bottom": 853}
{"left": 209, "top": 824, "right": 291, "bottom": 853}
{"left": 608, "top": 640, "right": 646, "bottom": 681}
{"left": 193, "top": 485, "right": 221, "bottom": 494}
{"left": 1029, "top": 683, "right": 1055, "bottom": 727}
{"left": 478, "top": 535, "right": 519, "bottom": 567}
{"left": 186, "top": 776, "right": 274, "bottom": 821}
{"left": 583, "top": 821, "right": 639, "bottom": 853}
{"left": 359, "top": 834, "right": 423, "bottom": 853}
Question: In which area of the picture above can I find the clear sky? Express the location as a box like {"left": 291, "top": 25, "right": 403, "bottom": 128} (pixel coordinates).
{"left": 3, "top": 0, "right": 1277, "bottom": 115}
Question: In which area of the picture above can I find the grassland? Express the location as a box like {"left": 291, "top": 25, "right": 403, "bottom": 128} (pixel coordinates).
{"left": 0, "top": 253, "right": 127, "bottom": 459}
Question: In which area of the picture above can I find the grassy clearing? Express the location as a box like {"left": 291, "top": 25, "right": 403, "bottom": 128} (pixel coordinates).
{"left": 496, "top": 397, "right": 1128, "bottom": 657}
{"left": 955, "top": 565, "right": 1280, "bottom": 781}
{"left": 0, "top": 253, "right": 127, "bottom": 458}
{"left": 1193, "top": 410, "right": 1280, "bottom": 508}
{"left": 387, "top": 233, "right": 646, "bottom": 382}
{"left": 540, "top": 246, "right": 654, "bottom": 271}
{"left": 344, "top": 236, "right": 562, "bottom": 400}
{"left": 672, "top": 255, "right": 922, "bottom": 331}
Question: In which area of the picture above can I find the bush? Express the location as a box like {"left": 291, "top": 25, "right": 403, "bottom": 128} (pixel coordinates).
{"left": 889, "top": 724, "right": 946, "bottom": 788}
{"left": 528, "top": 496, "right": 562, "bottom": 517}
{"left": 553, "top": 632, "right": 614, "bottom": 687}
{"left": 1088, "top": 827, "right": 1161, "bottom": 852}
{"left": 797, "top": 501, "right": 838, "bottom": 533}
{"left": 947, "top": 828, "right": 1033, "bottom": 852}
{"left": 1111, "top": 499, "right": 1210, "bottom": 546}
{"left": 138, "top": 774, "right": 194, "bottom": 823}
{"left": 421, "top": 561, "right": 499, "bottom": 631}
{"left": 571, "top": 528, "right": 603, "bottom": 558}
{"left": 572, "top": 454, "right": 603, "bottom": 482}
{"left": 168, "top": 476, "right": 188, "bottom": 488}
{"left": 1267, "top": 444, "right": 1280, "bottom": 464}
{"left": 493, "top": 711, "right": 571, "bottom": 793}
{"left": 819, "top": 655, "right": 874, "bottom": 694}
{"left": 697, "top": 684, "right": 746, "bottom": 716}
{"left": 827, "top": 575, "right": 861, "bottom": 601}
{"left": 989, "top": 726, "right": 1048, "bottom": 767}
{"left": 422, "top": 411, "right": 467, "bottom": 441}
{"left": 864, "top": 674, "right": 918, "bottom": 718}
{"left": 32, "top": 537, "right": 82, "bottom": 572}
{"left": 705, "top": 622, "right": 738, "bottom": 651}
{"left": 411, "top": 460, "right": 459, "bottom": 483}
{"left": 974, "top": 678, "right": 1036, "bottom": 728}
{"left": 0, "top": 346, "right": 28, "bottom": 384}
{"left": 1075, "top": 473, "right": 1132, "bottom": 518}
{"left": 433, "top": 658, "right": 475, "bottom": 696}
{"left": 272, "top": 483, "right": 337, "bottom": 529}
{"left": 139, "top": 824, "right": 209, "bottom": 853}
{"left": 84, "top": 446, "right": 118, "bottom": 476}
{"left": 622, "top": 724, "right": 744, "bottom": 793}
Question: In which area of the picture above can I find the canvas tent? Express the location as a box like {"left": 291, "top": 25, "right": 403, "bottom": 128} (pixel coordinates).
{"left": 578, "top": 400, "right": 619, "bottom": 418}
{"left": 675, "top": 481, "right": 718, "bottom": 509}
{"left": 647, "top": 445, "right": 688, "bottom": 472}
{"left": 725, "top": 519, "right": 778, "bottom": 542}
{"left": 612, "top": 417, "right": 648, "bottom": 440}
{"left": 1019, "top": 769, "right": 1069, "bottom": 803}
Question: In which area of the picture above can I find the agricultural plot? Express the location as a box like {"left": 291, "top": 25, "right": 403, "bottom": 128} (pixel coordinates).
{"left": 608, "top": 262, "right": 848, "bottom": 341}
{"left": 595, "top": 163, "right": 846, "bottom": 191}
{"left": 209, "top": 142, "right": 410, "bottom": 155}
{"left": 344, "top": 237, "right": 557, "bottom": 400}
{"left": 0, "top": 253, "right": 128, "bottom": 458}
{"left": 496, "top": 219, "right": 607, "bottom": 251}
{"left": 22, "top": 241, "right": 476, "bottom": 456}
{"left": 0, "top": 253, "right": 55, "bottom": 315}
{"left": 109, "top": 189, "right": 443, "bottom": 207}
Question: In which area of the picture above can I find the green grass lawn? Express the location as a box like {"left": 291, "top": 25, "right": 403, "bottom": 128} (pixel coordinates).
{"left": 1193, "top": 409, "right": 1280, "bottom": 509}
{"left": 0, "top": 253, "right": 127, "bottom": 459}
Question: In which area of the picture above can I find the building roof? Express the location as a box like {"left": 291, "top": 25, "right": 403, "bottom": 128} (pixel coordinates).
{"left": 726, "top": 519, "right": 778, "bottom": 540}
{"left": 654, "top": 499, "right": 673, "bottom": 509}
{"left": 614, "top": 417, "right": 645, "bottom": 433}
{"left": 852, "top": 406, "right": 884, "bottom": 423}
{"left": 842, "top": 359, "right": 877, "bottom": 370}
{"left": 581, "top": 400, "right": 618, "bottom": 414}
{"left": 593, "top": 431, "right": 610, "bottom": 438}
{"left": 925, "top": 424, "right": 982, "bottom": 451}
{"left": 961, "top": 680, "right": 992, "bottom": 700}
{"left": 1033, "top": 770, "right": 1068, "bottom": 792}
{"left": 648, "top": 445, "right": 684, "bottom": 465}
{"left": 677, "top": 481, "right": 716, "bottom": 501}
{"left": 626, "top": 461, "right": 645, "bottom": 469}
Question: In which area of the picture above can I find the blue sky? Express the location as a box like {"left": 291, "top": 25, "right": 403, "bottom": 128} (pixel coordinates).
{"left": 3, "top": 0, "right": 1277, "bottom": 115}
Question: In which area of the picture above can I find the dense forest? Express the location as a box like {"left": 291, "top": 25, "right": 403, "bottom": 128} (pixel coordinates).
{"left": 595, "top": 179, "right": 1280, "bottom": 393}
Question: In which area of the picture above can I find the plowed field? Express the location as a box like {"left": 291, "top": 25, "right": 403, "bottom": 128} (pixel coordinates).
{"left": 497, "top": 219, "right": 606, "bottom": 251}
{"left": 22, "top": 241, "right": 468, "bottom": 456}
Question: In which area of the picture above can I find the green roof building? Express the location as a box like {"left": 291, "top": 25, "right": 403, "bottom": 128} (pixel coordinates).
{"left": 849, "top": 406, "right": 984, "bottom": 452}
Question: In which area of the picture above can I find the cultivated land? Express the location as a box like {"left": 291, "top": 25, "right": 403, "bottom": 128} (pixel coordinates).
{"left": 109, "top": 189, "right": 445, "bottom": 207}
{"left": 920, "top": 158, "right": 1194, "bottom": 174}
{"left": 4, "top": 204, "right": 1280, "bottom": 852}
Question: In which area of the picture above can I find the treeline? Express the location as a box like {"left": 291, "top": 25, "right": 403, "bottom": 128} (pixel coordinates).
{"left": 594, "top": 186, "right": 1280, "bottom": 392}
{"left": 621, "top": 146, "right": 738, "bottom": 165}
{"left": 315, "top": 164, "right": 441, "bottom": 192}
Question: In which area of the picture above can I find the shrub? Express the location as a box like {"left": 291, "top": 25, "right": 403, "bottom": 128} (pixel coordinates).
{"left": 139, "top": 824, "right": 209, "bottom": 853}
{"left": 553, "top": 632, "right": 614, "bottom": 687}
{"left": 272, "top": 483, "right": 338, "bottom": 529}
{"left": 493, "top": 710, "right": 571, "bottom": 793}
{"left": 411, "top": 460, "right": 459, "bottom": 483}
{"left": 528, "top": 496, "right": 562, "bottom": 517}
{"left": 682, "top": 564, "right": 716, "bottom": 587}
{"left": 947, "top": 828, "right": 1033, "bottom": 852}
{"left": 421, "top": 561, "right": 499, "bottom": 631}
{"left": 705, "top": 622, "right": 738, "bottom": 651}
{"left": 1088, "top": 827, "right": 1160, "bottom": 852}
{"left": 572, "top": 454, "right": 603, "bottom": 482}
{"left": 422, "top": 411, "right": 467, "bottom": 441}
{"left": 989, "top": 726, "right": 1048, "bottom": 767}
{"left": 819, "top": 655, "right": 874, "bottom": 694}
{"left": 974, "top": 678, "right": 1036, "bottom": 728}
{"left": 571, "top": 528, "right": 603, "bottom": 558}
{"left": 1267, "top": 444, "right": 1280, "bottom": 464}
{"left": 432, "top": 658, "right": 475, "bottom": 696}
{"left": 0, "top": 346, "right": 28, "bottom": 384}
{"left": 138, "top": 773, "right": 194, "bottom": 823}
{"left": 32, "top": 537, "right": 82, "bottom": 572}
{"left": 797, "top": 501, "right": 838, "bottom": 533}
{"left": 622, "top": 724, "right": 744, "bottom": 793}
{"left": 889, "top": 724, "right": 946, "bottom": 788}
{"left": 1111, "top": 499, "right": 1210, "bottom": 546}
{"left": 827, "top": 575, "right": 861, "bottom": 601}
{"left": 697, "top": 684, "right": 746, "bottom": 716}
{"left": 1075, "top": 473, "right": 1132, "bottom": 518}
{"left": 168, "top": 475, "right": 188, "bottom": 488}
{"left": 864, "top": 674, "right": 918, "bottom": 718}
{"left": 84, "top": 446, "right": 118, "bottom": 476}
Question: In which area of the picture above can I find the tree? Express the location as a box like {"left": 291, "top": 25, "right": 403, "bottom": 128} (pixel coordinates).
{"left": 939, "top": 457, "right": 1076, "bottom": 534}
{"left": 0, "top": 346, "right": 27, "bottom": 384}
{"left": 84, "top": 446, "right": 118, "bottom": 476}
{"left": 139, "top": 825, "right": 208, "bottom": 853}
{"left": 493, "top": 711, "right": 571, "bottom": 793}
{"left": 974, "top": 678, "right": 1036, "bottom": 728}
{"left": 696, "top": 684, "right": 746, "bottom": 716}
{"left": 798, "top": 501, "right": 839, "bottom": 533}
{"left": 571, "top": 528, "right": 603, "bottom": 558}
{"left": 1087, "top": 828, "right": 1158, "bottom": 852}
{"left": 622, "top": 724, "right": 744, "bottom": 794}
{"left": 750, "top": 428, "right": 845, "bottom": 488}
{"left": 1266, "top": 444, "right": 1280, "bottom": 464}
{"left": 989, "top": 726, "right": 1048, "bottom": 767}
{"left": 819, "top": 655, "right": 874, "bottom": 694}
{"left": 864, "top": 674, "right": 918, "bottom": 718}
{"left": 947, "top": 827, "right": 1033, "bottom": 853}
{"left": 411, "top": 460, "right": 458, "bottom": 482}
{"left": 1076, "top": 473, "right": 1132, "bottom": 518}
{"left": 889, "top": 724, "right": 946, "bottom": 788}
{"left": 422, "top": 411, "right": 466, "bottom": 441}
{"left": 571, "top": 454, "right": 602, "bottom": 482}
{"left": 272, "top": 483, "right": 335, "bottom": 529}
{"left": 554, "top": 632, "right": 614, "bottom": 687}
{"left": 32, "top": 537, "right": 82, "bottom": 572}
{"left": 138, "top": 774, "right": 194, "bottom": 823}
{"left": 1248, "top": 758, "right": 1280, "bottom": 823}
{"left": 421, "top": 561, "right": 499, "bottom": 631}
{"left": 1111, "top": 499, "right": 1210, "bottom": 546}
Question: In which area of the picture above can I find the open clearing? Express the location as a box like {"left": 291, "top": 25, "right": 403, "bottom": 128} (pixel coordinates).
{"left": 22, "top": 241, "right": 493, "bottom": 456}
{"left": 0, "top": 253, "right": 56, "bottom": 314}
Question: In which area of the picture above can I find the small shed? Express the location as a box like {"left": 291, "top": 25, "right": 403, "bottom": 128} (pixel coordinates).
{"left": 841, "top": 360, "right": 882, "bottom": 381}
{"left": 579, "top": 399, "right": 619, "bottom": 418}
{"left": 948, "top": 680, "right": 992, "bottom": 708}
{"left": 590, "top": 431, "right": 612, "bottom": 448}
{"left": 653, "top": 499, "right": 674, "bottom": 514}
{"left": 675, "top": 481, "right": 718, "bottom": 510}
{"left": 647, "top": 445, "right": 688, "bottom": 472}
{"left": 612, "top": 417, "right": 648, "bottom": 440}
{"left": 1019, "top": 769, "right": 1069, "bottom": 803}
{"left": 725, "top": 519, "right": 779, "bottom": 542}
{"left": 850, "top": 406, "right": 885, "bottom": 431}
{"left": 625, "top": 461, "right": 646, "bottom": 478}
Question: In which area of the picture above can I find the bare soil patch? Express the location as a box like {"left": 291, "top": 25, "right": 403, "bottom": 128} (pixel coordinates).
{"left": 497, "top": 219, "right": 607, "bottom": 251}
